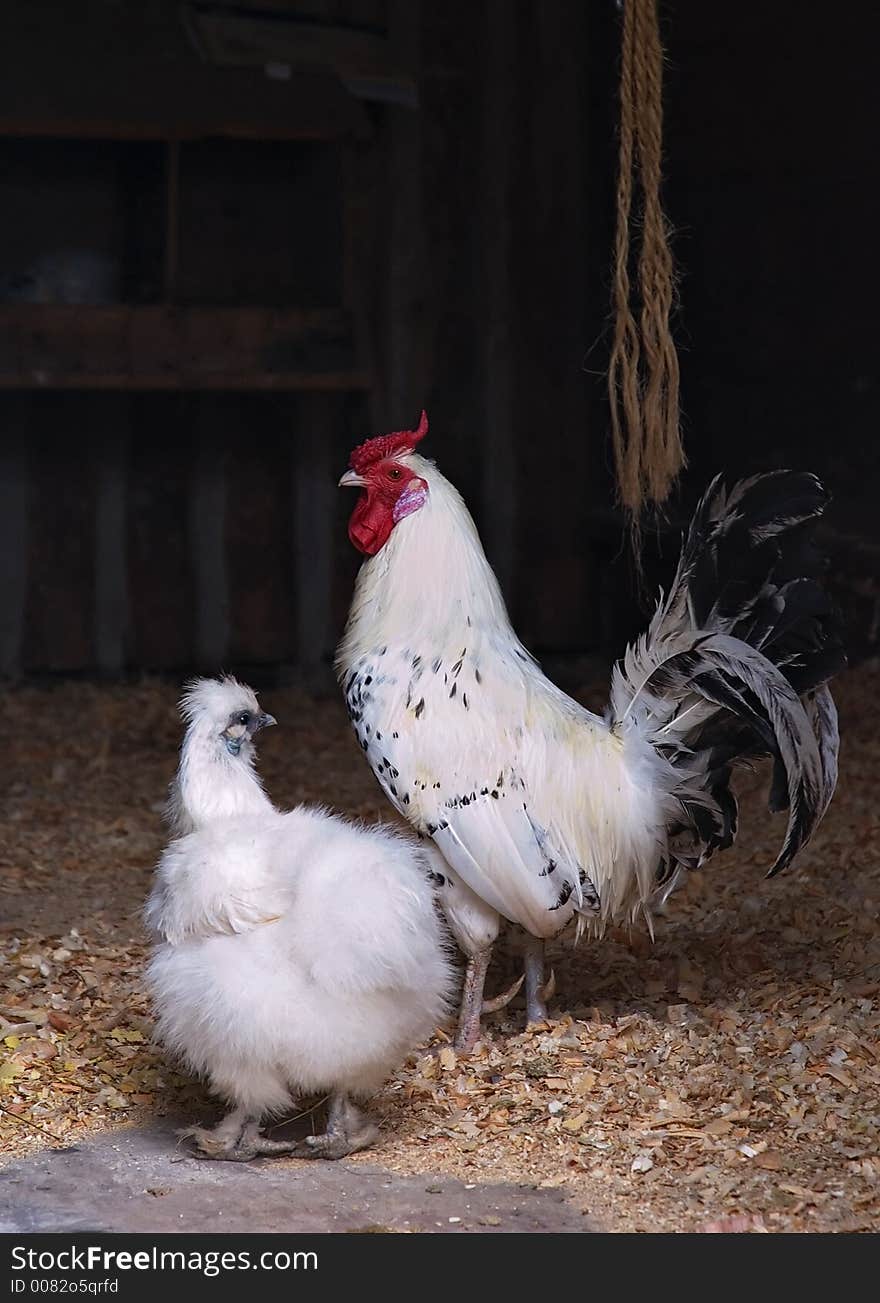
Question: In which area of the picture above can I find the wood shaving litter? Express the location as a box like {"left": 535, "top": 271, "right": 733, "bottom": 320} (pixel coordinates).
{"left": 1, "top": 667, "right": 878, "bottom": 1232}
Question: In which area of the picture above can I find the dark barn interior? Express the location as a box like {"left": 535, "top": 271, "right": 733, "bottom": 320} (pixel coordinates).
{"left": 1, "top": 0, "right": 878, "bottom": 683}
{"left": 1, "top": 1, "right": 879, "bottom": 1235}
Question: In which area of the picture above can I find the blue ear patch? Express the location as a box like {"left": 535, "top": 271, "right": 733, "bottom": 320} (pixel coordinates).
{"left": 225, "top": 736, "right": 243, "bottom": 757}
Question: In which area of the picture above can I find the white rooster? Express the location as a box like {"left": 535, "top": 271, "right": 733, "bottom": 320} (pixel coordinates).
{"left": 145, "top": 677, "right": 453, "bottom": 1161}
{"left": 337, "top": 413, "right": 845, "bottom": 1050}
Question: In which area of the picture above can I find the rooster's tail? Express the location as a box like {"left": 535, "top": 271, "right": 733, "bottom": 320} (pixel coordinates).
{"left": 608, "top": 471, "right": 846, "bottom": 890}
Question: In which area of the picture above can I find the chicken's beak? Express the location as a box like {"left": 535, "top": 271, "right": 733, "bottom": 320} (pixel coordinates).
{"left": 252, "top": 712, "right": 277, "bottom": 733}
{"left": 338, "top": 469, "right": 367, "bottom": 489}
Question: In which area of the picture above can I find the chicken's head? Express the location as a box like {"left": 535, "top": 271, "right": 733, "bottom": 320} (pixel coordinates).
{"left": 180, "top": 677, "right": 277, "bottom": 759}
{"left": 339, "top": 410, "right": 430, "bottom": 555}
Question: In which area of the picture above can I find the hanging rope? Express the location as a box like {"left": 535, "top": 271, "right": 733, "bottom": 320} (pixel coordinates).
{"left": 608, "top": 0, "right": 683, "bottom": 522}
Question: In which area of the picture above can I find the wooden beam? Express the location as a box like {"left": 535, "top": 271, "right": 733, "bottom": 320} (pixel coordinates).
{"left": 343, "top": 140, "right": 385, "bottom": 426}
{"left": 513, "top": 0, "right": 592, "bottom": 650}
{"left": 92, "top": 401, "right": 130, "bottom": 676}
{"left": 190, "top": 402, "right": 229, "bottom": 670}
{"left": 480, "top": 0, "right": 518, "bottom": 604}
{"left": 0, "top": 5, "right": 370, "bottom": 142}
{"left": 0, "top": 373, "right": 370, "bottom": 393}
{"left": 185, "top": 5, "right": 417, "bottom": 106}
{"left": 0, "top": 397, "right": 28, "bottom": 678}
{"left": 293, "top": 393, "right": 339, "bottom": 679}
{"left": 386, "top": 0, "right": 424, "bottom": 424}
{"left": 0, "top": 305, "right": 368, "bottom": 392}
{"left": 163, "top": 140, "right": 180, "bottom": 304}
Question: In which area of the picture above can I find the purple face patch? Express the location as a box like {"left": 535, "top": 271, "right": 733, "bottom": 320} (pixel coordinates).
{"left": 392, "top": 480, "right": 428, "bottom": 524}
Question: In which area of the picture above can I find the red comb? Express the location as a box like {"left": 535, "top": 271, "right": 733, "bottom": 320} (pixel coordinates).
{"left": 349, "top": 410, "right": 429, "bottom": 475}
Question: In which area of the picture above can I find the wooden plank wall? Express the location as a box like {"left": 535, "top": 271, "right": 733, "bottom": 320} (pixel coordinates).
{"left": 378, "top": 0, "right": 603, "bottom": 652}
{"left": 0, "top": 396, "right": 27, "bottom": 677}
{"left": 0, "top": 391, "right": 368, "bottom": 677}
{"left": 0, "top": 0, "right": 613, "bottom": 678}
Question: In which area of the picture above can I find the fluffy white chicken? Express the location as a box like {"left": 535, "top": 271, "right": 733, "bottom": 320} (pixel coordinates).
{"left": 336, "top": 413, "right": 845, "bottom": 1049}
{"left": 145, "top": 677, "right": 453, "bottom": 1161}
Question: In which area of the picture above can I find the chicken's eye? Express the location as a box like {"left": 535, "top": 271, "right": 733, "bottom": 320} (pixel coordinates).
{"left": 236, "top": 712, "right": 251, "bottom": 726}
{"left": 388, "top": 467, "right": 402, "bottom": 480}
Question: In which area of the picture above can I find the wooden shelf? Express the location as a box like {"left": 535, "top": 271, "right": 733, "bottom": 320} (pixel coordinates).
{"left": 0, "top": 3, "right": 371, "bottom": 142}
{"left": 0, "top": 304, "right": 369, "bottom": 391}
{"left": 184, "top": 3, "right": 417, "bottom": 109}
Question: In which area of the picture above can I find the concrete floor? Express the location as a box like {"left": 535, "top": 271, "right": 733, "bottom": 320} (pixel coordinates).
{"left": 0, "top": 1120, "right": 597, "bottom": 1234}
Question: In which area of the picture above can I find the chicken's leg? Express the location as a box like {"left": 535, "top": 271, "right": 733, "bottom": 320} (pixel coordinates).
{"left": 292, "top": 1093, "right": 378, "bottom": 1160}
{"left": 523, "top": 933, "right": 555, "bottom": 1025}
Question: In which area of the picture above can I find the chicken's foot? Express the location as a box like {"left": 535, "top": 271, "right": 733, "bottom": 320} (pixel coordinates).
{"left": 182, "top": 1093, "right": 378, "bottom": 1162}
{"left": 180, "top": 1107, "right": 268, "bottom": 1162}
{"left": 292, "top": 1093, "right": 378, "bottom": 1160}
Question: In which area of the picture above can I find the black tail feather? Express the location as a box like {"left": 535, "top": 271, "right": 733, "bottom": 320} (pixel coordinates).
{"left": 610, "top": 470, "right": 845, "bottom": 888}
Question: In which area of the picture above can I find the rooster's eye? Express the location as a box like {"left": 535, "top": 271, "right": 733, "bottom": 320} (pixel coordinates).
{"left": 388, "top": 467, "right": 402, "bottom": 480}
{"left": 236, "top": 712, "right": 250, "bottom": 726}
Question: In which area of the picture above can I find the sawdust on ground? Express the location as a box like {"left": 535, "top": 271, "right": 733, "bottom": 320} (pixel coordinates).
{"left": 1, "top": 666, "right": 878, "bottom": 1233}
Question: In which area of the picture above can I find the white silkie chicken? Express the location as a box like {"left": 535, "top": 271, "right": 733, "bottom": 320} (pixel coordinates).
{"left": 145, "top": 677, "right": 453, "bottom": 1161}
{"left": 336, "top": 412, "right": 845, "bottom": 1050}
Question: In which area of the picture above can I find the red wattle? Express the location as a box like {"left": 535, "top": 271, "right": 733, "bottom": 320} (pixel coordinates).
{"left": 348, "top": 494, "right": 395, "bottom": 556}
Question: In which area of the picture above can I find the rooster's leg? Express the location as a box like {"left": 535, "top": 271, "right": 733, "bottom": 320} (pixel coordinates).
{"left": 523, "top": 933, "right": 555, "bottom": 1024}
{"left": 454, "top": 946, "right": 492, "bottom": 1052}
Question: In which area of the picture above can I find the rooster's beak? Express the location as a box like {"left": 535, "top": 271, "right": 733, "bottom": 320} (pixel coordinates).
{"left": 338, "top": 470, "right": 367, "bottom": 489}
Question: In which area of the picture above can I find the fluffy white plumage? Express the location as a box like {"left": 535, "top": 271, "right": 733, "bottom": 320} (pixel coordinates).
{"left": 145, "top": 677, "right": 454, "bottom": 1159}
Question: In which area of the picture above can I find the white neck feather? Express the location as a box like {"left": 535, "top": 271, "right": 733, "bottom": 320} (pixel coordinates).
{"left": 168, "top": 723, "right": 274, "bottom": 835}
{"left": 337, "top": 456, "right": 523, "bottom": 665}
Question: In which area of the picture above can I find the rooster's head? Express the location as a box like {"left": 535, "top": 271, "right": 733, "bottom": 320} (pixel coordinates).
{"left": 339, "top": 410, "right": 430, "bottom": 555}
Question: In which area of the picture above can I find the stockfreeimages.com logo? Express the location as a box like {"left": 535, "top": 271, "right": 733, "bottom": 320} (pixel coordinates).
{"left": 11, "top": 1245, "right": 318, "bottom": 1279}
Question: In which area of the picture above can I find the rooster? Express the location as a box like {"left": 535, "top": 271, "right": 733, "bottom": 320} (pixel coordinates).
{"left": 146, "top": 677, "right": 454, "bottom": 1160}
{"left": 336, "top": 412, "right": 845, "bottom": 1051}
